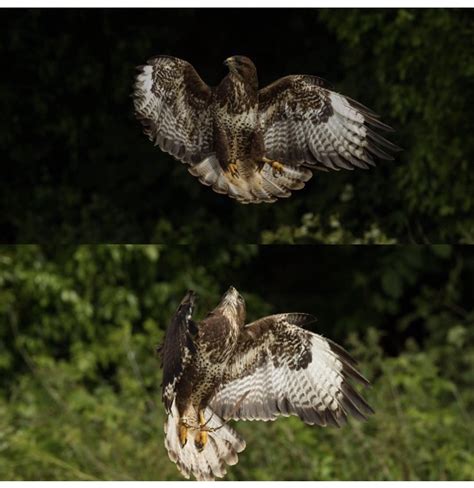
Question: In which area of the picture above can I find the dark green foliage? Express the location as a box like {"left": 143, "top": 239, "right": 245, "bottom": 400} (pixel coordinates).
{"left": 0, "top": 245, "right": 473, "bottom": 479}
{"left": 319, "top": 9, "right": 474, "bottom": 243}
{"left": 1, "top": 9, "right": 474, "bottom": 244}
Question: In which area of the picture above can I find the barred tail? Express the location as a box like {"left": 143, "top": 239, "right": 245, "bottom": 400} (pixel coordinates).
{"left": 164, "top": 401, "right": 246, "bottom": 480}
{"left": 188, "top": 155, "right": 313, "bottom": 204}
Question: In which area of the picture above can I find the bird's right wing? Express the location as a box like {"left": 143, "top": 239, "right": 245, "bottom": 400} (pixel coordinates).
{"left": 258, "top": 75, "right": 400, "bottom": 171}
{"left": 159, "top": 290, "right": 198, "bottom": 412}
{"left": 209, "top": 313, "right": 373, "bottom": 426}
{"left": 133, "top": 56, "right": 214, "bottom": 165}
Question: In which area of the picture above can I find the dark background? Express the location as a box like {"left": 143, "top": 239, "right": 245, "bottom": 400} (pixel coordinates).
{"left": 2, "top": 9, "right": 474, "bottom": 243}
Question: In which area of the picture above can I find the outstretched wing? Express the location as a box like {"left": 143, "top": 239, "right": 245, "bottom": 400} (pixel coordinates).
{"left": 133, "top": 55, "right": 214, "bottom": 165}
{"left": 209, "top": 313, "right": 374, "bottom": 426}
{"left": 258, "top": 75, "right": 400, "bottom": 171}
{"left": 160, "top": 290, "right": 198, "bottom": 412}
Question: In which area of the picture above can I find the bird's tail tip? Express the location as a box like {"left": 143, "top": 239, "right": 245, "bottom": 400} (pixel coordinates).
{"left": 164, "top": 402, "right": 245, "bottom": 480}
{"left": 189, "top": 155, "right": 312, "bottom": 204}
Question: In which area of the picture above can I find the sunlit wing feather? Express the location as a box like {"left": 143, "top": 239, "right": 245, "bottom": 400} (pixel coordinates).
{"left": 133, "top": 55, "right": 214, "bottom": 165}
{"left": 210, "top": 313, "right": 374, "bottom": 426}
{"left": 259, "top": 75, "right": 400, "bottom": 171}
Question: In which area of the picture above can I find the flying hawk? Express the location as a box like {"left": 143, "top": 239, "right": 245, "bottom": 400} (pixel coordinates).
{"left": 133, "top": 55, "right": 399, "bottom": 204}
{"left": 158, "top": 287, "right": 374, "bottom": 480}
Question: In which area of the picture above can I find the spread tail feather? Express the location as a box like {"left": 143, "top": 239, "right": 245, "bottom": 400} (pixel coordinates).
{"left": 188, "top": 155, "right": 313, "bottom": 204}
{"left": 164, "top": 401, "right": 246, "bottom": 480}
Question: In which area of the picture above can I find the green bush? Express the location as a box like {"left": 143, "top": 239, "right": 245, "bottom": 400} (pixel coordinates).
{"left": 0, "top": 245, "right": 473, "bottom": 480}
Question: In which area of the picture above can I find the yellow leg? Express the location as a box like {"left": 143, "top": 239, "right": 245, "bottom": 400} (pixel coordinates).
{"left": 227, "top": 162, "right": 240, "bottom": 179}
{"left": 179, "top": 423, "right": 188, "bottom": 447}
{"left": 194, "top": 410, "right": 208, "bottom": 451}
{"left": 262, "top": 157, "right": 284, "bottom": 176}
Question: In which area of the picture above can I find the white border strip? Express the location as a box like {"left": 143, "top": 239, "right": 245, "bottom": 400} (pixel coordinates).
{"left": 0, "top": 482, "right": 471, "bottom": 485}
{"left": 1, "top": 2, "right": 472, "bottom": 7}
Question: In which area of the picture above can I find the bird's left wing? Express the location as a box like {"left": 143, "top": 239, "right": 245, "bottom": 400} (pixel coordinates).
{"left": 133, "top": 56, "right": 214, "bottom": 165}
{"left": 258, "top": 75, "right": 400, "bottom": 171}
{"left": 209, "top": 313, "right": 373, "bottom": 426}
{"left": 159, "top": 290, "right": 198, "bottom": 412}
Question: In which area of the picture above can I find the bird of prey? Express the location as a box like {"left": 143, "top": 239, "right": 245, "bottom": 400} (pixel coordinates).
{"left": 158, "top": 286, "right": 374, "bottom": 480}
{"left": 133, "top": 55, "right": 399, "bottom": 204}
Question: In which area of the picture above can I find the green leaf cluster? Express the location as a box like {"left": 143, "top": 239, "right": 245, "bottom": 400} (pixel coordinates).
{"left": 0, "top": 245, "right": 473, "bottom": 480}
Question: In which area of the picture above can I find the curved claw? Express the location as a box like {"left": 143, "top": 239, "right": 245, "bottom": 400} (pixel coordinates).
{"left": 261, "top": 157, "right": 284, "bottom": 177}
{"left": 228, "top": 162, "right": 240, "bottom": 179}
{"left": 271, "top": 161, "right": 284, "bottom": 177}
{"left": 194, "top": 430, "right": 208, "bottom": 451}
{"left": 194, "top": 409, "right": 208, "bottom": 451}
{"left": 179, "top": 423, "right": 188, "bottom": 447}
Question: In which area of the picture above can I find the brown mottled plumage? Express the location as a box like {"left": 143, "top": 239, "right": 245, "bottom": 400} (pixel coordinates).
{"left": 133, "top": 55, "right": 400, "bottom": 204}
{"left": 159, "top": 287, "right": 374, "bottom": 480}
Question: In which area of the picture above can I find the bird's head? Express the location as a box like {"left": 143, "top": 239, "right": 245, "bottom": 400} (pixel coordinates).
{"left": 217, "top": 285, "right": 246, "bottom": 326}
{"left": 224, "top": 55, "right": 257, "bottom": 85}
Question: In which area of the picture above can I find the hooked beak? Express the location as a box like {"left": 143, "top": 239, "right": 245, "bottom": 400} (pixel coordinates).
{"left": 218, "top": 285, "right": 239, "bottom": 305}
{"left": 224, "top": 57, "right": 236, "bottom": 71}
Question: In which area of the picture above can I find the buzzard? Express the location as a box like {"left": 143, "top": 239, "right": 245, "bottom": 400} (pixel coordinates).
{"left": 133, "top": 55, "right": 400, "bottom": 204}
{"left": 159, "top": 286, "right": 374, "bottom": 480}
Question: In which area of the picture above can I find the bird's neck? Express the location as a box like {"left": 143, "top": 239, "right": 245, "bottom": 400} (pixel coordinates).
{"left": 223, "top": 73, "right": 258, "bottom": 108}
{"left": 231, "top": 71, "right": 258, "bottom": 94}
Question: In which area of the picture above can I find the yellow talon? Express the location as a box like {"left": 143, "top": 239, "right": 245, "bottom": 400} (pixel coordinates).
{"left": 179, "top": 423, "right": 188, "bottom": 447}
{"left": 228, "top": 162, "right": 239, "bottom": 179}
{"left": 194, "top": 429, "right": 208, "bottom": 451}
{"left": 262, "top": 157, "right": 284, "bottom": 176}
{"left": 194, "top": 410, "right": 208, "bottom": 451}
{"left": 271, "top": 161, "right": 284, "bottom": 176}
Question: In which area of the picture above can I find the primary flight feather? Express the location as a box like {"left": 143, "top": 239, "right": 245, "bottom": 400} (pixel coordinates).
{"left": 133, "top": 55, "right": 400, "bottom": 204}
{"left": 159, "top": 287, "right": 374, "bottom": 480}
